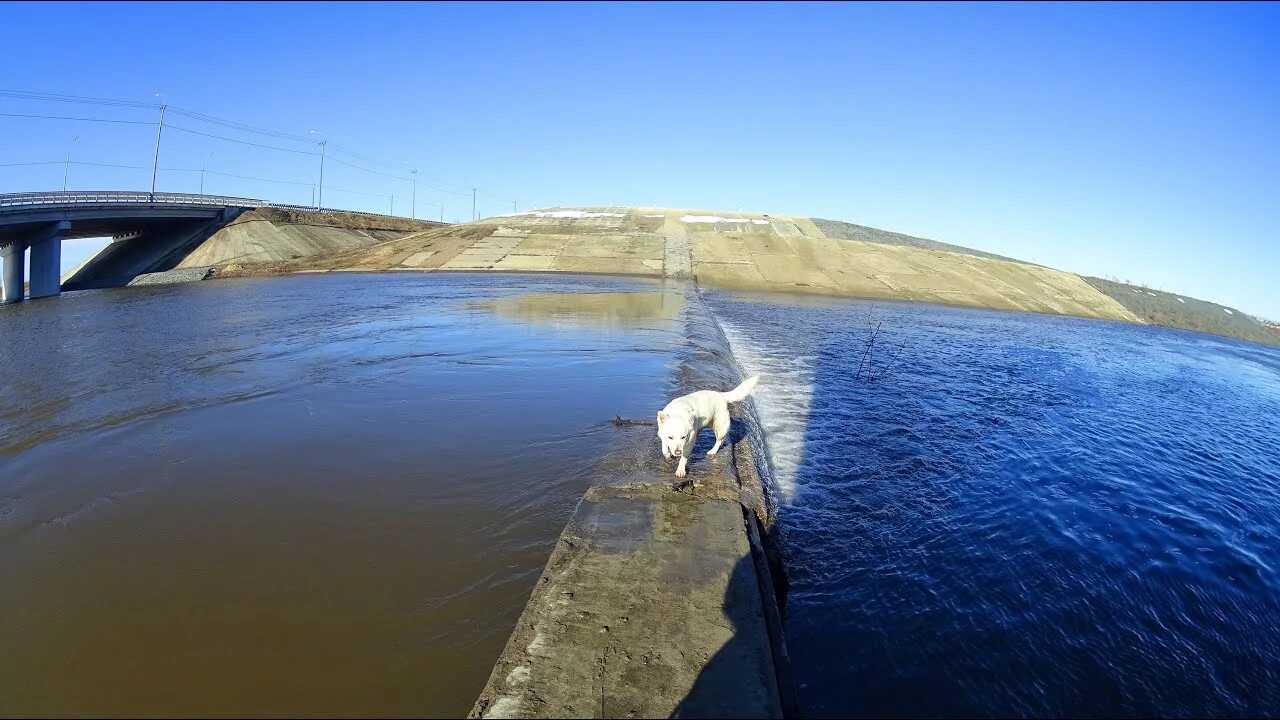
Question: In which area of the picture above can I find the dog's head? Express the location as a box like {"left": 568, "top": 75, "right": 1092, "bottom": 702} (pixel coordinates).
{"left": 656, "top": 409, "right": 695, "bottom": 458}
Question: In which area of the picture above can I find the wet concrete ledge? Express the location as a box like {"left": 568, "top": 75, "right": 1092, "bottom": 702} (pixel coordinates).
{"left": 469, "top": 287, "right": 793, "bottom": 719}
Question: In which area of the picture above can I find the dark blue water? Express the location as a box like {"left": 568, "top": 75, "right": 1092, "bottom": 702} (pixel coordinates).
{"left": 706, "top": 291, "right": 1280, "bottom": 718}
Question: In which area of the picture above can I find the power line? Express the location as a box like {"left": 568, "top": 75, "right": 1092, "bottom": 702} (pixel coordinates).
{"left": 324, "top": 154, "right": 472, "bottom": 197}
{"left": 319, "top": 144, "right": 404, "bottom": 169}
{"left": 2, "top": 89, "right": 519, "bottom": 210}
{"left": 200, "top": 168, "right": 313, "bottom": 186}
{"left": 325, "top": 153, "right": 410, "bottom": 180}
{"left": 2, "top": 159, "right": 317, "bottom": 188}
{"left": 168, "top": 106, "right": 315, "bottom": 145}
{"left": 71, "top": 160, "right": 150, "bottom": 170}
{"left": 0, "top": 161, "right": 64, "bottom": 167}
{"left": 0, "top": 89, "right": 156, "bottom": 109}
{"left": 166, "top": 123, "right": 320, "bottom": 155}
{"left": 326, "top": 185, "right": 394, "bottom": 199}
{"left": 0, "top": 111, "right": 154, "bottom": 125}
{"left": 324, "top": 144, "right": 482, "bottom": 197}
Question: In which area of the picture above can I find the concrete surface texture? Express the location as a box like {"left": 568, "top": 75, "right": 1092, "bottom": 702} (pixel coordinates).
{"left": 177, "top": 207, "right": 441, "bottom": 268}
{"left": 470, "top": 283, "right": 787, "bottom": 719}
{"left": 470, "top": 429, "right": 782, "bottom": 720}
{"left": 216, "top": 207, "right": 1140, "bottom": 325}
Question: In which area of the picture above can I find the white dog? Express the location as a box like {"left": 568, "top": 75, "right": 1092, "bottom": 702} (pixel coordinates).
{"left": 657, "top": 375, "right": 760, "bottom": 479}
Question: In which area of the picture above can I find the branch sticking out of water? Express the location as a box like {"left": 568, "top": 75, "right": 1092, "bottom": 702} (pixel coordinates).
{"left": 870, "top": 340, "right": 908, "bottom": 381}
{"left": 855, "top": 316, "right": 906, "bottom": 382}
{"left": 611, "top": 416, "right": 656, "bottom": 427}
{"left": 855, "top": 320, "right": 882, "bottom": 380}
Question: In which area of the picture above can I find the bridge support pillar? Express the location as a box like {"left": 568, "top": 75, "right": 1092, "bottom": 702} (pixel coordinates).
{"left": 28, "top": 221, "right": 69, "bottom": 299}
{"left": 1, "top": 243, "right": 24, "bottom": 304}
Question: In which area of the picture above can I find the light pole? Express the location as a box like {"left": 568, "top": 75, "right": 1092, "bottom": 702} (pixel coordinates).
{"left": 149, "top": 92, "right": 167, "bottom": 201}
{"left": 200, "top": 151, "right": 213, "bottom": 194}
{"left": 410, "top": 169, "right": 418, "bottom": 220}
{"left": 472, "top": 187, "right": 477, "bottom": 221}
{"left": 62, "top": 135, "right": 77, "bottom": 191}
{"left": 390, "top": 195, "right": 395, "bottom": 216}
{"left": 309, "top": 130, "right": 326, "bottom": 208}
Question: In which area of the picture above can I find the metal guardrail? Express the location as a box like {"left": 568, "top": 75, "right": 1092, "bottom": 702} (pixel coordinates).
{"left": 0, "top": 191, "right": 267, "bottom": 210}
{"left": 0, "top": 191, "right": 436, "bottom": 222}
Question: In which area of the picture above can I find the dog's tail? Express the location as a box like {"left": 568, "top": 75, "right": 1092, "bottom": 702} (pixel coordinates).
{"left": 722, "top": 374, "right": 760, "bottom": 403}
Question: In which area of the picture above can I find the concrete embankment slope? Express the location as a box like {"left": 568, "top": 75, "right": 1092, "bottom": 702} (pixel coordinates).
{"left": 176, "top": 207, "right": 443, "bottom": 270}
{"left": 470, "top": 286, "right": 790, "bottom": 719}
{"left": 225, "top": 207, "right": 1139, "bottom": 326}
{"left": 816, "top": 217, "right": 1280, "bottom": 348}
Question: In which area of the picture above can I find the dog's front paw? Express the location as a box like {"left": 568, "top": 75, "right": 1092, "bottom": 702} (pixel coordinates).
{"left": 675, "top": 467, "right": 686, "bottom": 478}
{"left": 706, "top": 448, "right": 718, "bottom": 457}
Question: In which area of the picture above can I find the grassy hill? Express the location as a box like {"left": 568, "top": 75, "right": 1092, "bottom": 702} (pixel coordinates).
{"left": 1081, "top": 277, "right": 1279, "bottom": 347}
{"left": 815, "top": 218, "right": 1278, "bottom": 348}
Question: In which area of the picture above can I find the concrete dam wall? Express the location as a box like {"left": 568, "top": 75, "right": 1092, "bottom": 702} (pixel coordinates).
{"left": 469, "top": 283, "right": 793, "bottom": 719}
{"left": 177, "top": 207, "right": 443, "bottom": 270}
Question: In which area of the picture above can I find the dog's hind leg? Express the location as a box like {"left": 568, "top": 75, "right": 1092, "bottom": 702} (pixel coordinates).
{"left": 707, "top": 411, "right": 730, "bottom": 457}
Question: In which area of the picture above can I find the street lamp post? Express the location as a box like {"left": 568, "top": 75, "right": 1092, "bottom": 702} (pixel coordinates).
{"left": 410, "top": 169, "right": 418, "bottom": 220}
{"left": 200, "top": 151, "right": 213, "bottom": 194}
{"left": 62, "top": 135, "right": 77, "bottom": 191}
{"left": 309, "top": 130, "right": 326, "bottom": 208}
{"left": 149, "top": 92, "right": 167, "bottom": 201}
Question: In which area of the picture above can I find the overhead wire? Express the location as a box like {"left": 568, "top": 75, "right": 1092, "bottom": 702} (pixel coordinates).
{"left": 2, "top": 159, "right": 317, "bottom": 188}
{"left": 1, "top": 90, "right": 519, "bottom": 207}
{"left": 166, "top": 124, "right": 320, "bottom": 155}
{"left": 168, "top": 106, "right": 316, "bottom": 144}
{"left": 0, "top": 161, "right": 64, "bottom": 167}
{"left": 0, "top": 90, "right": 157, "bottom": 109}
{"left": 326, "top": 185, "right": 394, "bottom": 199}
{"left": 0, "top": 111, "right": 154, "bottom": 125}
{"left": 200, "top": 168, "right": 313, "bottom": 186}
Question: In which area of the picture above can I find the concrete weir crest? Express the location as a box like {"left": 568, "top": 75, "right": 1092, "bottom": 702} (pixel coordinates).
{"left": 469, "top": 283, "right": 794, "bottom": 719}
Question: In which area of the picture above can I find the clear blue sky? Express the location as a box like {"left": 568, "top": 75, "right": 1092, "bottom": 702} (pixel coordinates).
{"left": 2, "top": 2, "right": 1277, "bottom": 318}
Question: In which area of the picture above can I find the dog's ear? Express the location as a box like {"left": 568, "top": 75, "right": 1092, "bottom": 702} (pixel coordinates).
{"left": 657, "top": 411, "right": 667, "bottom": 425}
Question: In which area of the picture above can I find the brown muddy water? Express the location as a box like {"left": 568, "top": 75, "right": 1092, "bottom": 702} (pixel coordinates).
{"left": 0, "top": 272, "right": 685, "bottom": 717}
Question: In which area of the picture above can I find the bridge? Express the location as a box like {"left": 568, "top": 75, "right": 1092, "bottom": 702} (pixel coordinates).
{"left": 0, "top": 191, "right": 391, "bottom": 303}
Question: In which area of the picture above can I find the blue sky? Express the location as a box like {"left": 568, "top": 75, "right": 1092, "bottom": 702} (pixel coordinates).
{"left": 1, "top": 2, "right": 1277, "bottom": 318}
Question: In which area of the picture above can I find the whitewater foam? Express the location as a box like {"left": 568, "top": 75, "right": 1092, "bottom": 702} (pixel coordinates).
{"left": 718, "top": 319, "right": 816, "bottom": 502}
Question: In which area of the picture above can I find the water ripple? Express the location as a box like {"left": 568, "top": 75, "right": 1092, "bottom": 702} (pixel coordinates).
{"left": 708, "top": 292, "right": 1280, "bottom": 718}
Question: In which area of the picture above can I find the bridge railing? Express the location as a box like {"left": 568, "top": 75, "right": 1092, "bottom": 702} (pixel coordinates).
{"left": 0, "top": 191, "right": 268, "bottom": 209}
{"left": 0, "top": 191, "right": 441, "bottom": 224}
